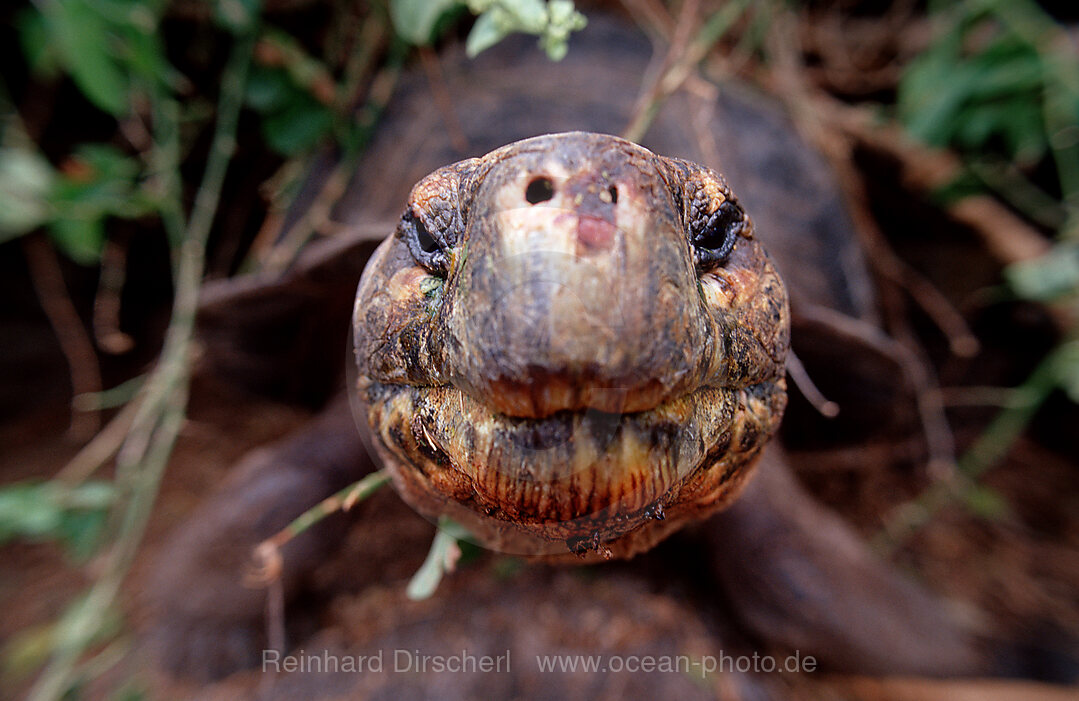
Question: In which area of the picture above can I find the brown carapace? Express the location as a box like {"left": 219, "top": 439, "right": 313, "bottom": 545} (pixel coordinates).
{"left": 352, "top": 132, "right": 790, "bottom": 560}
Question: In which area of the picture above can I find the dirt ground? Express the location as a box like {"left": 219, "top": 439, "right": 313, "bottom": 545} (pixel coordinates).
{"left": 2, "top": 317, "right": 1077, "bottom": 700}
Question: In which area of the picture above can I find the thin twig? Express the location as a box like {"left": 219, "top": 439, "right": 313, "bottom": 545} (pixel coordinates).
{"left": 247, "top": 470, "right": 389, "bottom": 587}
{"left": 786, "top": 351, "right": 840, "bottom": 418}
{"left": 622, "top": 0, "right": 700, "bottom": 143}
{"left": 622, "top": 0, "right": 753, "bottom": 143}
{"left": 337, "top": 11, "right": 388, "bottom": 125}
{"left": 825, "top": 101, "right": 1051, "bottom": 265}
{"left": 147, "top": 96, "right": 185, "bottom": 274}
{"left": 256, "top": 59, "right": 401, "bottom": 274}
{"left": 260, "top": 158, "right": 353, "bottom": 274}
{"left": 27, "top": 27, "right": 258, "bottom": 701}
{"left": 891, "top": 256, "right": 980, "bottom": 358}
{"left": 54, "top": 390, "right": 143, "bottom": 484}
{"left": 967, "top": 155, "right": 1069, "bottom": 231}
{"left": 92, "top": 236, "right": 134, "bottom": 354}
{"left": 874, "top": 346, "right": 1061, "bottom": 551}
{"left": 619, "top": 0, "right": 675, "bottom": 41}
{"left": 22, "top": 234, "right": 103, "bottom": 439}
{"left": 766, "top": 5, "right": 960, "bottom": 480}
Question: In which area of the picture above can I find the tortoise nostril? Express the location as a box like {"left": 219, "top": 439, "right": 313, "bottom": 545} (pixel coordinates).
{"left": 525, "top": 176, "right": 555, "bottom": 204}
{"left": 608, "top": 185, "right": 618, "bottom": 203}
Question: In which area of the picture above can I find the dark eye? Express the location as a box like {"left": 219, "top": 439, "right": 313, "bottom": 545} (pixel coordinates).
{"left": 691, "top": 199, "right": 744, "bottom": 268}
{"left": 401, "top": 209, "right": 448, "bottom": 273}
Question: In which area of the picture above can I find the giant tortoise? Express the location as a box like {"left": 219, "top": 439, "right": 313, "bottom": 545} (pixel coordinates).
{"left": 143, "top": 13, "right": 1040, "bottom": 697}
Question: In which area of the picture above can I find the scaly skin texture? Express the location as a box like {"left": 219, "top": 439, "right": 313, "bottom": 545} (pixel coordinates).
{"left": 353, "top": 132, "right": 789, "bottom": 560}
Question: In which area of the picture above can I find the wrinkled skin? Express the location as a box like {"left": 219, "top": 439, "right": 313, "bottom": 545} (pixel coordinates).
{"left": 353, "top": 133, "right": 789, "bottom": 559}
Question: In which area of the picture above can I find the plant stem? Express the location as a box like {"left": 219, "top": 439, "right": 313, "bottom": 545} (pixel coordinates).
{"left": 22, "top": 234, "right": 103, "bottom": 438}
{"left": 874, "top": 348, "right": 1061, "bottom": 552}
{"left": 148, "top": 95, "right": 185, "bottom": 271}
{"left": 271, "top": 470, "right": 389, "bottom": 546}
{"left": 27, "top": 28, "right": 257, "bottom": 701}
{"left": 248, "top": 471, "right": 389, "bottom": 587}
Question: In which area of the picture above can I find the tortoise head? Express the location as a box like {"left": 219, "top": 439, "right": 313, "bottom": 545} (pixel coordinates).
{"left": 353, "top": 132, "right": 789, "bottom": 559}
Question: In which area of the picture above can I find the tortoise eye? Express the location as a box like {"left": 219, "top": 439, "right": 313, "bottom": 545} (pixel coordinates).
{"left": 690, "top": 199, "right": 744, "bottom": 268}
{"left": 401, "top": 209, "right": 448, "bottom": 273}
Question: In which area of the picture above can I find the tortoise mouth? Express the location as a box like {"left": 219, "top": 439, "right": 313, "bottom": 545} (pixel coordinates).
{"left": 360, "top": 374, "right": 781, "bottom": 545}
{"left": 455, "top": 370, "right": 691, "bottom": 419}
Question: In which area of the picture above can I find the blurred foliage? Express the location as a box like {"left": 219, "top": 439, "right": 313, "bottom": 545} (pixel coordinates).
{"left": 0, "top": 144, "right": 154, "bottom": 264}
{"left": 391, "top": 0, "right": 586, "bottom": 60}
{"left": 1, "top": 3, "right": 585, "bottom": 696}
{"left": 2, "top": 0, "right": 173, "bottom": 265}
{"left": 15, "top": 0, "right": 178, "bottom": 116}
{"left": 899, "top": 0, "right": 1079, "bottom": 410}
{"left": 900, "top": 16, "right": 1051, "bottom": 167}
{"left": 2, "top": 592, "right": 124, "bottom": 685}
{"left": 245, "top": 59, "right": 335, "bottom": 156}
{"left": 406, "top": 517, "right": 474, "bottom": 600}
{"left": 0, "top": 0, "right": 585, "bottom": 268}
{"left": 899, "top": 0, "right": 1079, "bottom": 233}
{"left": 0, "top": 480, "right": 114, "bottom": 560}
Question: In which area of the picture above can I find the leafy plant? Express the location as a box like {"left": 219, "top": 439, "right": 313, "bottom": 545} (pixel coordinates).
{"left": 900, "top": 21, "right": 1048, "bottom": 166}
{"left": 244, "top": 30, "right": 338, "bottom": 156}
{"left": 0, "top": 480, "right": 114, "bottom": 560}
{"left": 884, "top": 0, "right": 1079, "bottom": 542}
{"left": 0, "top": 144, "right": 153, "bottom": 265}
{"left": 898, "top": 0, "right": 1079, "bottom": 237}
{"left": 390, "top": 0, "right": 587, "bottom": 60}
{"left": 2, "top": 0, "right": 181, "bottom": 265}
{"left": 3, "top": 0, "right": 264, "bottom": 698}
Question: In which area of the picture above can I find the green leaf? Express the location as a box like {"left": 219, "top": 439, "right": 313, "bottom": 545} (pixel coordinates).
{"left": 48, "top": 216, "right": 106, "bottom": 266}
{"left": 466, "top": 10, "right": 510, "bottom": 57}
{"left": 0, "top": 148, "right": 55, "bottom": 237}
{"left": 74, "top": 144, "right": 141, "bottom": 182}
{"left": 1051, "top": 340, "right": 1079, "bottom": 404}
{"left": 56, "top": 508, "right": 109, "bottom": 560}
{"left": 47, "top": 144, "right": 151, "bottom": 230}
{"left": 261, "top": 98, "right": 333, "bottom": 156}
{"left": 16, "top": 8, "right": 61, "bottom": 78}
{"left": 41, "top": 0, "right": 130, "bottom": 116}
{"left": 215, "top": 0, "right": 262, "bottom": 33}
{"left": 929, "top": 170, "right": 984, "bottom": 207}
{"left": 119, "top": 24, "right": 180, "bottom": 92}
{"left": 406, "top": 517, "right": 471, "bottom": 600}
{"left": 390, "top": 0, "right": 463, "bottom": 45}
{"left": 539, "top": 0, "right": 586, "bottom": 60}
{"left": 1, "top": 621, "right": 54, "bottom": 682}
{"left": 494, "top": 0, "right": 547, "bottom": 33}
{"left": 902, "top": 60, "right": 981, "bottom": 146}
{"left": 962, "top": 484, "right": 1011, "bottom": 520}
{"left": 1005, "top": 242, "right": 1079, "bottom": 302}
{"left": 465, "top": 0, "right": 585, "bottom": 59}
{"left": 952, "top": 102, "right": 1004, "bottom": 148}
{"left": 897, "top": 18, "right": 964, "bottom": 138}
{"left": 898, "top": 15, "right": 1053, "bottom": 167}
{"left": 964, "top": 38, "right": 1042, "bottom": 100}
{"left": 0, "top": 480, "right": 115, "bottom": 557}
{"left": 244, "top": 66, "right": 293, "bottom": 112}
{"left": 0, "top": 483, "right": 64, "bottom": 542}
{"left": 999, "top": 99, "right": 1048, "bottom": 165}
